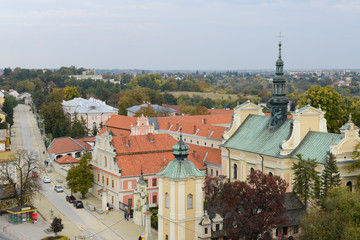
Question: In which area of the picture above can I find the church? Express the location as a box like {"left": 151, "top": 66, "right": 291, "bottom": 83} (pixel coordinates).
{"left": 221, "top": 41, "right": 360, "bottom": 191}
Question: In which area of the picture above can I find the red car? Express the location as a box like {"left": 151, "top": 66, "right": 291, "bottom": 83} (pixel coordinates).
{"left": 66, "top": 195, "right": 76, "bottom": 203}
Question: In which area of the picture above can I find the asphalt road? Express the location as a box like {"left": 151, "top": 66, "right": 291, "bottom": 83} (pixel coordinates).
{"left": 14, "top": 104, "right": 112, "bottom": 240}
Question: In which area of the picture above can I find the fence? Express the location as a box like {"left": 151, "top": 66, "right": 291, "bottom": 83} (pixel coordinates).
{"left": 1, "top": 223, "right": 26, "bottom": 240}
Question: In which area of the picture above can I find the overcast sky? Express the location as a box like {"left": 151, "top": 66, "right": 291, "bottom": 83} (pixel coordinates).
{"left": 1, "top": 0, "right": 359, "bottom": 70}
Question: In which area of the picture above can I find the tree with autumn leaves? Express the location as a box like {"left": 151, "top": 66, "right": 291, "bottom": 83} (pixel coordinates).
{"left": 204, "top": 170, "right": 288, "bottom": 240}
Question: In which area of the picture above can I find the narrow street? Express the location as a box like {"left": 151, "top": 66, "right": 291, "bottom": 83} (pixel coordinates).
{"left": 9, "top": 104, "right": 124, "bottom": 240}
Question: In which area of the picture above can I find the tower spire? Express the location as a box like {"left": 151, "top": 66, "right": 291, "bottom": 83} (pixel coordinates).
{"left": 269, "top": 35, "right": 289, "bottom": 127}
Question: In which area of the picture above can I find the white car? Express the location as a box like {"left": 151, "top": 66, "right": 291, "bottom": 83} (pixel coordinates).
{"left": 54, "top": 185, "right": 64, "bottom": 193}
{"left": 43, "top": 176, "right": 51, "bottom": 183}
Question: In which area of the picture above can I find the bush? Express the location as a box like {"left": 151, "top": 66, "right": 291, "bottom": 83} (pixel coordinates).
{"left": 42, "top": 236, "right": 68, "bottom": 240}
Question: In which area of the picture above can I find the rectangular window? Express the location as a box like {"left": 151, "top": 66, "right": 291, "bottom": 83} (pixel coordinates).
{"left": 283, "top": 227, "right": 288, "bottom": 235}
{"left": 97, "top": 174, "right": 99, "bottom": 182}
{"left": 216, "top": 170, "right": 219, "bottom": 176}
{"left": 165, "top": 193, "right": 169, "bottom": 208}
{"left": 128, "top": 181, "right": 132, "bottom": 189}
{"left": 216, "top": 224, "right": 220, "bottom": 231}
{"left": 187, "top": 194, "right": 193, "bottom": 209}
{"left": 276, "top": 228, "right": 279, "bottom": 236}
{"left": 294, "top": 225, "right": 299, "bottom": 234}
{"left": 205, "top": 227, "right": 208, "bottom": 234}
{"left": 102, "top": 176, "right": 104, "bottom": 184}
{"left": 145, "top": 179, "right": 148, "bottom": 187}
{"left": 106, "top": 178, "right": 109, "bottom": 186}
{"left": 112, "top": 196, "right": 114, "bottom": 204}
{"left": 165, "top": 235, "right": 168, "bottom": 240}
{"left": 153, "top": 195, "right": 157, "bottom": 204}
{"left": 211, "top": 169, "right": 213, "bottom": 176}
{"left": 152, "top": 178, "right": 157, "bottom": 186}
{"left": 112, "top": 180, "right": 114, "bottom": 188}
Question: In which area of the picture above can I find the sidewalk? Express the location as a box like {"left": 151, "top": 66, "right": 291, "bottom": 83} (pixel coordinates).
{"left": 6, "top": 105, "right": 158, "bottom": 240}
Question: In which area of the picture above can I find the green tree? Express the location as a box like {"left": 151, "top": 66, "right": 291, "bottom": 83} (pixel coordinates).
{"left": 301, "top": 188, "right": 360, "bottom": 240}
{"left": 70, "top": 116, "right": 88, "bottom": 138}
{"left": 50, "top": 217, "right": 64, "bottom": 236}
{"left": 63, "top": 86, "right": 80, "bottom": 101}
{"left": 92, "top": 125, "right": 98, "bottom": 136}
{"left": 298, "top": 86, "right": 345, "bottom": 133}
{"left": 118, "top": 87, "right": 150, "bottom": 115}
{"left": 321, "top": 153, "right": 341, "bottom": 197}
{"left": 40, "top": 91, "right": 66, "bottom": 134}
{"left": 134, "top": 106, "right": 159, "bottom": 117}
{"left": 66, "top": 153, "right": 93, "bottom": 198}
{"left": 292, "top": 154, "right": 320, "bottom": 209}
{"left": 2, "top": 95, "right": 18, "bottom": 125}
{"left": 52, "top": 119, "right": 70, "bottom": 138}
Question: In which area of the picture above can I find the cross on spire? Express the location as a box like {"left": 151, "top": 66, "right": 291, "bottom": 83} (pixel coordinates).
{"left": 277, "top": 32, "right": 284, "bottom": 44}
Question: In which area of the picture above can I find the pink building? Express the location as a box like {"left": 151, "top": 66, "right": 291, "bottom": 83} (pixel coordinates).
{"left": 62, "top": 97, "right": 118, "bottom": 130}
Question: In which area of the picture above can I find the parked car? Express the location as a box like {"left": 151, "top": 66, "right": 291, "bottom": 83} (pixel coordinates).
{"left": 73, "top": 200, "right": 84, "bottom": 209}
{"left": 66, "top": 195, "right": 76, "bottom": 203}
{"left": 54, "top": 185, "right": 63, "bottom": 193}
{"left": 43, "top": 176, "right": 51, "bottom": 183}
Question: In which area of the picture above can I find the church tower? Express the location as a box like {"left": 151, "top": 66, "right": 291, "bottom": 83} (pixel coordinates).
{"left": 157, "top": 134, "right": 206, "bottom": 240}
{"left": 269, "top": 38, "right": 289, "bottom": 127}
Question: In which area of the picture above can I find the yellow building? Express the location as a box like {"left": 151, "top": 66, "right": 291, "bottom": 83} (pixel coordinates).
{"left": 157, "top": 135, "right": 205, "bottom": 240}
{"left": 221, "top": 42, "right": 360, "bottom": 191}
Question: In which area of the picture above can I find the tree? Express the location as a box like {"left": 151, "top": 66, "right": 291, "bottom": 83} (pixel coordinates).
{"left": 349, "top": 142, "right": 360, "bottom": 189}
{"left": 0, "top": 150, "right": 42, "bottom": 205}
{"left": 118, "top": 87, "right": 150, "bottom": 115}
{"left": 51, "top": 217, "right": 64, "bottom": 236}
{"left": 70, "top": 115, "right": 88, "bottom": 138}
{"left": 66, "top": 153, "right": 93, "bottom": 198}
{"left": 63, "top": 86, "right": 80, "bottom": 101}
{"left": 2, "top": 95, "right": 18, "bottom": 125}
{"left": 301, "top": 188, "right": 360, "bottom": 240}
{"left": 298, "top": 86, "right": 345, "bottom": 133}
{"left": 204, "top": 171, "right": 288, "bottom": 240}
{"left": 40, "top": 91, "right": 66, "bottom": 134}
{"left": 292, "top": 154, "right": 320, "bottom": 209}
{"left": 321, "top": 153, "right": 341, "bottom": 197}
{"left": 134, "top": 106, "right": 159, "bottom": 117}
{"left": 92, "top": 125, "right": 98, "bottom": 136}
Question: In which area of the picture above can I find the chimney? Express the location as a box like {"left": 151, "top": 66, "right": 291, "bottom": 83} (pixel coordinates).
{"left": 203, "top": 118, "right": 207, "bottom": 124}
{"left": 192, "top": 150, "right": 198, "bottom": 159}
{"left": 193, "top": 125, "right": 197, "bottom": 134}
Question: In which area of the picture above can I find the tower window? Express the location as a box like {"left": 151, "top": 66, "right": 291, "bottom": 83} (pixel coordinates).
{"left": 205, "top": 227, "right": 208, "bottom": 234}
{"left": 165, "top": 193, "right": 169, "bottom": 208}
{"left": 250, "top": 167, "right": 254, "bottom": 173}
{"left": 234, "top": 164, "right": 238, "bottom": 179}
{"left": 187, "top": 194, "right": 193, "bottom": 209}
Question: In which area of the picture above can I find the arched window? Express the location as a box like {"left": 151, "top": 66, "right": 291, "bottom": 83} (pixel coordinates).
{"left": 346, "top": 181, "right": 353, "bottom": 192}
{"left": 234, "top": 164, "right": 238, "bottom": 179}
{"left": 187, "top": 194, "right": 193, "bottom": 209}
{"left": 250, "top": 167, "right": 255, "bottom": 173}
{"left": 165, "top": 193, "right": 169, "bottom": 208}
{"left": 269, "top": 172, "right": 273, "bottom": 176}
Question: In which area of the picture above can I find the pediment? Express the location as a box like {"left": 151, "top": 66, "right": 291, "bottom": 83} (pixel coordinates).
{"left": 297, "top": 105, "right": 324, "bottom": 115}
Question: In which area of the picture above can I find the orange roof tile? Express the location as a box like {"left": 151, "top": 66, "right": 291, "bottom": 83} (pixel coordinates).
{"left": 106, "top": 132, "right": 205, "bottom": 177}
{"left": 48, "top": 137, "right": 86, "bottom": 155}
{"left": 74, "top": 138, "right": 93, "bottom": 151}
{"left": 113, "top": 133, "right": 177, "bottom": 155}
{"left": 187, "top": 143, "right": 221, "bottom": 166}
{"left": 208, "top": 109, "right": 234, "bottom": 115}
{"left": 55, "top": 155, "right": 79, "bottom": 164}
{"left": 104, "top": 115, "right": 137, "bottom": 129}
{"left": 157, "top": 117, "right": 229, "bottom": 140}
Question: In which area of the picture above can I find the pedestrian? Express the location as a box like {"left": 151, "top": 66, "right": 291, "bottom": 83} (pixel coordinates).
{"left": 124, "top": 206, "right": 128, "bottom": 220}
{"left": 126, "top": 208, "right": 130, "bottom": 221}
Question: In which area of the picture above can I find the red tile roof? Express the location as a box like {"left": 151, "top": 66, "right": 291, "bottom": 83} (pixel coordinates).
{"left": 208, "top": 109, "right": 234, "bottom": 115}
{"left": 104, "top": 115, "right": 137, "bottom": 129}
{"left": 107, "top": 133, "right": 205, "bottom": 176}
{"left": 55, "top": 155, "right": 79, "bottom": 164}
{"left": 187, "top": 143, "right": 221, "bottom": 166}
{"left": 48, "top": 137, "right": 86, "bottom": 155}
{"left": 157, "top": 116, "right": 229, "bottom": 140}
